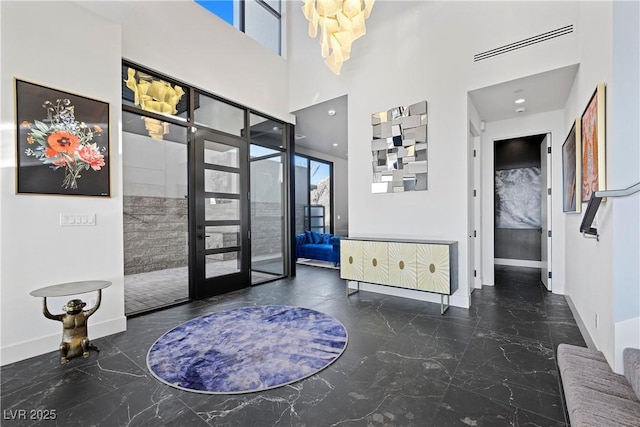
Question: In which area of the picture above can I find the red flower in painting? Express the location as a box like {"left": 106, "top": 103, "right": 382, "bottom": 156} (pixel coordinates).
{"left": 47, "top": 131, "right": 79, "bottom": 155}
{"left": 44, "top": 147, "right": 67, "bottom": 166}
{"left": 77, "top": 144, "right": 105, "bottom": 171}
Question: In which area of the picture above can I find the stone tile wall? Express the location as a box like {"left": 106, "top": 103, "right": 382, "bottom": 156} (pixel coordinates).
{"left": 124, "top": 196, "right": 188, "bottom": 275}
{"left": 251, "top": 202, "right": 284, "bottom": 258}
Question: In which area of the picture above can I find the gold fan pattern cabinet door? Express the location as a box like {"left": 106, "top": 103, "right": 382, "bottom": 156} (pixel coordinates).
{"left": 363, "top": 241, "right": 389, "bottom": 285}
{"left": 388, "top": 243, "right": 417, "bottom": 288}
{"left": 340, "top": 239, "right": 364, "bottom": 281}
{"left": 416, "top": 244, "right": 451, "bottom": 294}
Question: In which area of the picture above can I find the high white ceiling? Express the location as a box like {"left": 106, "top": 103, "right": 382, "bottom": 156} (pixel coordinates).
{"left": 292, "top": 95, "right": 348, "bottom": 160}
{"left": 469, "top": 64, "right": 579, "bottom": 122}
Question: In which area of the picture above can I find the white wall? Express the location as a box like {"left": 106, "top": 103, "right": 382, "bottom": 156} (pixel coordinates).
{"left": 480, "top": 110, "right": 566, "bottom": 294}
{"left": 295, "top": 146, "right": 349, "bottom": 236}
{"left": 2, "top": 0, "right": 293, "bottom": 365}
{"left": 289, "top": 1, "right": 584, "bottom": 308}
{"left": 1, "top": 1, "right": 126, "bottom": 365}
{"left": 609, "top": 0, "right": 639, "bottom": 371}
{"left": 562, "top": 1, "right": 617, "bottom": 367}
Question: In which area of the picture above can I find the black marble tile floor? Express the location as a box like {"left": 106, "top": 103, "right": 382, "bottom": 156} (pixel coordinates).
{"left": 1, "top": 265, "right": 586, "bottom": 426}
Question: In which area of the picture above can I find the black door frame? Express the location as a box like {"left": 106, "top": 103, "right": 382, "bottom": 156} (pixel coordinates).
{"left": 122, "top": 59, "right": 296, "bottom": 308}
{"left": 190, "top": 129, "right": 250, "bottom": 299}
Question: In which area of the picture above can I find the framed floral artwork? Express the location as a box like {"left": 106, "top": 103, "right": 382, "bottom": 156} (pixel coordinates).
{"left": 562, "top": 118, "right": 581, "bottom": 213}
{"left": 15, "top": 79, "right": 110, "bottom": 197}
{"left": 580, "top": 83, "right": 606, "bottom": 202}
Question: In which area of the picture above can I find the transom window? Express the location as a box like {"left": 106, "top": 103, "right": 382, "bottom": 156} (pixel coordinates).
{"left": 195, "top": 0, "right": 281, "bottom": 55}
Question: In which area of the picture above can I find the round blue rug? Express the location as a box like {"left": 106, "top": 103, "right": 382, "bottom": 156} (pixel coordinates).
{"left": 147, "top": 305, "right": 348, "bottom": 394}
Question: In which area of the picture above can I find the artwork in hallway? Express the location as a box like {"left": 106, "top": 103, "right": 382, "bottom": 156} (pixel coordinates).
{"left": 562, "top": 118, "right": 581, "bottom": 213}
{"left": 581, "top": 83, "right": 606, "bottom": 202}
{"left": 371, "top": 101, "right": 428, "bottom": 193}
{"left": 495, "top": 167, "right": 541, "bottom": 229}
{"left": 15, "top": 79, "right": 110, "bottom": 197}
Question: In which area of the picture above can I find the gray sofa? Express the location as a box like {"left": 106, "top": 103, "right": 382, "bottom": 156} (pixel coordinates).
{"left": 557, "top": 343, "right": 640, "bottom": 426}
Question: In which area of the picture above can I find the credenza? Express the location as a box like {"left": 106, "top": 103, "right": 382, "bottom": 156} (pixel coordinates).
{"left": 340, "top": 237, "right": 458, "bottom": 313}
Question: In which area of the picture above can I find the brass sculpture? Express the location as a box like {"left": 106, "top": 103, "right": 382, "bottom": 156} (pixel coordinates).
{"left": 42, "top": 290, "right": 101, "bottom": 364}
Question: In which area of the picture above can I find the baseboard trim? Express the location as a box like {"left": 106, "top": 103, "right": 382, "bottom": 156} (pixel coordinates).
{"left": 494, "top": 258, "right": 542, "bottom": 268}
{"left": 1, "top": 316, "right": 126, "bottom": 366}
{"left": 564, "top": 295, "right": 595, "bottom": 350}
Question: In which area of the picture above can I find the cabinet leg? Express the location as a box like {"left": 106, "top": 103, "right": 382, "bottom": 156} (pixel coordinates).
{"left": 346, "top": 280, "right": 360, "bottom": 296}
{"left": 440, "top": 295, "right": 450, "bottom": 314}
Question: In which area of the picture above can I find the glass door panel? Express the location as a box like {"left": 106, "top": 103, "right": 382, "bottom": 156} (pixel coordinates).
{"left": 122, "top": 111, "right": 189, "bottom": 315}
{"left": 204, "top": 169, "right": 239, "bottom": 193}
{"left": 250, "top": 144, "right": 286, "bottom": 284}
{"left": 204, "top": 140, "right": 239, "bottom": 167}
{"left": 204, "top": 198, "right": 240, "bottom": 221}
{"left": 193, "top": 129, "right": 248, "bottom": 299}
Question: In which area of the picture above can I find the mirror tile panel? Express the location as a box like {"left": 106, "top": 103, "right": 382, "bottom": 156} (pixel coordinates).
{"left": 371, "top": 101, "right": 428, "bottom": 193}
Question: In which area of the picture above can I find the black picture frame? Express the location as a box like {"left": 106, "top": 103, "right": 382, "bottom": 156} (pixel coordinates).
{"left": 15, "top": 79, "right": 110, "bottom": 197}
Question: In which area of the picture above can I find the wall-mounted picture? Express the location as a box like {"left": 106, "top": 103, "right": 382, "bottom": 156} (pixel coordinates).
{"left": 581, "top": 83, "right": 606, "bottom": 202}
{"left": 15, "top": 79, "right": 110, "bottom": 197}
{"left": 371, "top": 100, "right": 428, "bottom": 193}
{"left": 562, "top": 118, "right": 581, "bottom": 213}
{"left": 495, "top": 167, "right": 541, "bottom": 229}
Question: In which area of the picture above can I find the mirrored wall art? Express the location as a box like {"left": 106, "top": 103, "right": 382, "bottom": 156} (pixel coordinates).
{"left": 371, "top": 101, "right": 427, "bottom": 193}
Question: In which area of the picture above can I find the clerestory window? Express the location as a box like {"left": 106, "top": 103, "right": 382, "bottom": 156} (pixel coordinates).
{"left": 195, "top": 0, "right": 281, "bottom": 56}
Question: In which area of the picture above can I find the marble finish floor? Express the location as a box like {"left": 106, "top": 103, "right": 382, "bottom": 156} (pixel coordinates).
{"left": 1, "top": 265, "right": 586, "bottom": 426}
{"left": 124, "top": 264, "right": 280, "bottom": 315}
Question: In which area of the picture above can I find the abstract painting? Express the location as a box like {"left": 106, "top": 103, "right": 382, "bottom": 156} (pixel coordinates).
{"left": 581, "top": 83, "right": 606, "bottom": 202}
{"left": 495, "top": 167, "right": 541, "bottom": 229}
{"left": 562, "top": 118, "right": 581, "bottom": 213}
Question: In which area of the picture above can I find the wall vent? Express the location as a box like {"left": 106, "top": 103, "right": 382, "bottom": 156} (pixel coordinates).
{"left": 474, "top": 25, "right": 574, "bottom": 62}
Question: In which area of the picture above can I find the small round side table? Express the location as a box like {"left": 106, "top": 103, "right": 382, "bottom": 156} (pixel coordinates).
{"left": 30, "top": 280, "right": 111, "bottom": 364}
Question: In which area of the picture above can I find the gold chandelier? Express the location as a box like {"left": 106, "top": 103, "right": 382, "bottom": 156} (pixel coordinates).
{"left": 302, "top": 0, "right": 375, "bottom": 75}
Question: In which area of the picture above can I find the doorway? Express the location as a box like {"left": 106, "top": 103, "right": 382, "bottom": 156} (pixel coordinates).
{"left": 493, "top": 133, "right": 552, "bottom": 290}
{"left": 122, "top": 61, "right": 292, "bottom": 313}
{"left": 191, "top": 130, "right": 250, "bottom": 299}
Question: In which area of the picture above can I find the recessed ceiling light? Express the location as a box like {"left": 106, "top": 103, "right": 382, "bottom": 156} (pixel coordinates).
{"left": 515, "top": 98, "right": 526, "bottom": 104}
{"left": 272, "top": 126, "right": 280, "bottom": 131}
{"left": 332, "top": 143, "right": 338, "bottom": 146}
{"left": 515, "top": 107, "right": 526, "bottom": 113}
{"left": 328, "top": 109, "right": 336, "bottom": 116}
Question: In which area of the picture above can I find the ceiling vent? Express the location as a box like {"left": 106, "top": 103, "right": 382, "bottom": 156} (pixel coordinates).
{"left": 474, "top": 25, "right": 574, "bottom": 62}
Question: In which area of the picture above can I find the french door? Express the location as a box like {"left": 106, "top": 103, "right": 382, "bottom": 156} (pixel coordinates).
{"left": 191, "top": 129, "right": 250, "bottom": 299}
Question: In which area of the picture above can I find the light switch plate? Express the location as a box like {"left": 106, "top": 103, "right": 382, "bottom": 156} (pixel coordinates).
{"left": 60, "top": 213, "right": 96, "bottom": 226}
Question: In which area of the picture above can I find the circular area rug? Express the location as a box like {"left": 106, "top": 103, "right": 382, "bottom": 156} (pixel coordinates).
{"left": 147, "top": 305, "right": 348, "bottom": 394}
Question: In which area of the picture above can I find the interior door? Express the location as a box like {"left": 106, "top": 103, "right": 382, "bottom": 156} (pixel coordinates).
{"left": 192, "top": 129, "right": 249, "bottom": 299}
{"left": 540, "top": 134, "right": 552, "bottom": 290}
{"left": 467, "top": 127, "right": 476, "bottom": 291}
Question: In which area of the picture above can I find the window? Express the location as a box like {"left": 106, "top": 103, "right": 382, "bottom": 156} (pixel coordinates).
{"left": 295, "top": 155, "right": 333, "bottom": 234}
{"left": 195, "top": 0, "right": 282, "bottom": 55}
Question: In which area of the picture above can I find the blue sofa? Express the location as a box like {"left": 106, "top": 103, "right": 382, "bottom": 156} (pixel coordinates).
{"left": 295, "top": 231, "right": 341, "bottom": 265}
